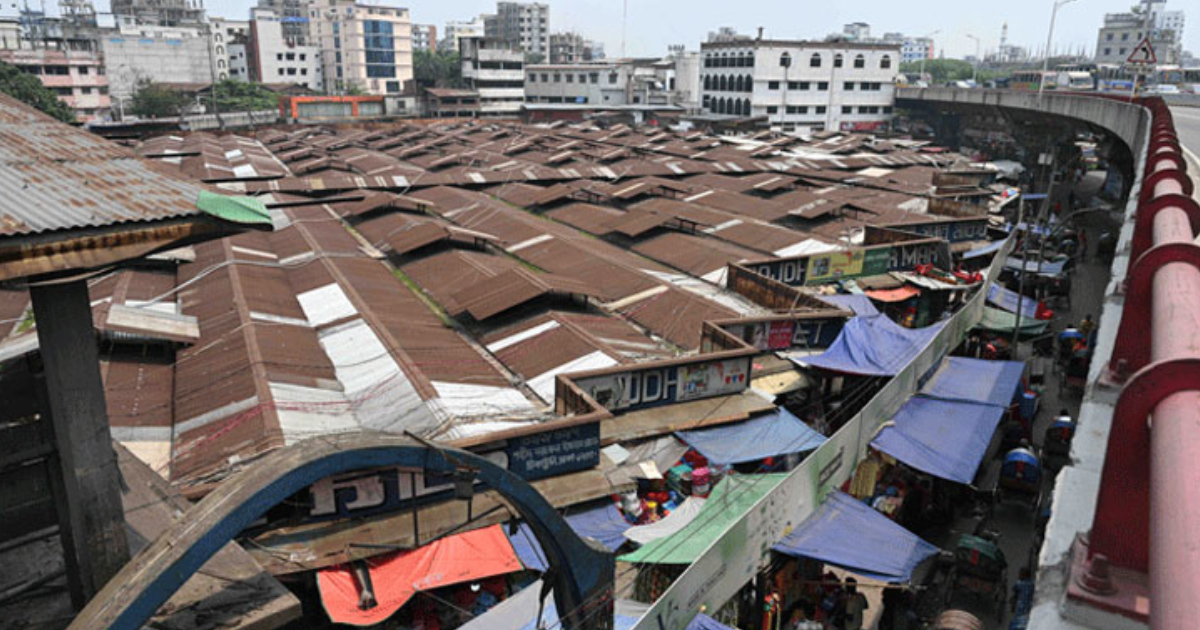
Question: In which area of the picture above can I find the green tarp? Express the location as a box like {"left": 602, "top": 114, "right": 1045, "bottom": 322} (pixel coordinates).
{"left": 195, "top": 190, "right": 273, "bottom": 225}
{"left": 976, "top": 305, "right": 1050, "bottom": 336}
{"left": 618, "top": 473, "right": 788, "bottom": 565}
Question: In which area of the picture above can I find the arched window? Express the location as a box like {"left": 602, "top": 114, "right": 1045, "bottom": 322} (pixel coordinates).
{"left": 834, "top": 53, "right": 843, "bottom": 68}
{"left": 216, "top": 45, "right": 225, "bottom": 56}
{"left": 744, "top": 75, "right": 753, "bottom": 92}
{"left": 747, "top": 52, "right": 755, "bottom": 67}
{"left": 720, "top": 53, "right": 729, "bottom": 67}
{"left": 704, "top": 75, "right": 712, "bottom": 90}
{"left": 737, "top": 75, "right": 746, "bottom": 91}
{"left": 705, "top": 54, "right": 713, "bottom": 68}
{"left": 780, "top": 52, "right": 791, "bottom": 68}
{"left": 740, "top": 99, "right": 750, "bottom": 115}
{"left": 854, "top": 54, "right": 865, "bottom": 68}
{"left": 809, "top": 53, "right": 821, "bottom": 68}
{"left": 718, "top": 75, "right": 727, "bottom": 91}
{"left": 217, "top": 58, "right": 226, "bottom": 69}
{"left": 880, "top": 55, "right": 891, "bottom": 69}
{"left": 215, "top": 33, "right": 223, "bottom": 42}
{"left": 717, "top": 98, "right": 726, "bottom": 114}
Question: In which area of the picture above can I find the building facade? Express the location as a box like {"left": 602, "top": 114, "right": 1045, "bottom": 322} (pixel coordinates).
{"left": 483, "top": 2, "right": 549, "bottom": 59}
{"left": 309, "top": 0, "right": 413, "bottom": 95}
{"left": 699, "top": 40, "right": 899, "bottom": 133}
{"left": 248, "top": 7, "right": 324, "bottom": 91}
{"left": 525, "top": 54, "right": 696, "bottom": 109}
{"left": 898, "top": 37, "right": 934, "bottom": 64}
{"left": 1094, "top": 0, "right": 1184, "bottom": 66}
{"left": 256, "top": 0, "right": 311, "bottom": 43}
{"left": 0, "top": 48, "right": 109, "bottom": 121}
{"left": 110, "top": 0, "right": 204, "bottom": 26}
{"left": 101, "top": 21, "right": 213, "bottom": 102}
{"left": 441, "top": 18, "right": 484, "bottom": 51}
{"left": 460, "top": 36, "right": 523, "bottom": 115}
{"left": 548, "top": 31, "right": 601, "bottom": 63}
{"left": 412, "top": 23, "right": 437, "bottom": 52}
{"left": 210, "top": 17, "right": 249, "bottom": 81}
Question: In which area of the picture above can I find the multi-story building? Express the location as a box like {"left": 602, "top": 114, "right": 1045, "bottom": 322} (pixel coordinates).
{"left": 699, "top": 39, "right": 900, "bottom": 134}
{"left": 482, "top": 2, "right": 549, "bottom": 60}
{"left": 210, "top": 17, "right": 249, "bottom": 81}
{"left": 256, "top": 0, "right": 311, "bottom": 43}
{"left": 309, "top": 0, "right": 413, "bottom": 95}
{"left": 248, "top": 7, "right": 324, "bottom": 91}
{"left": 669, "top": 46, "right": 701, "bottom": 112}
{"left": 525, "top": 53, "right": 698, "bottom": 110}
{"left": 101, "top": 20, "right": 214, "bottom": 102}
{"left": 110, "top": 0, "right": 205, "bottom": 26}
{"left": 441, "top": 17, "right": 484, "bottom": 51}
{"left": 548, "top": 31, "right": 601, "bottom": 64}
{"left": 460, "top": 36, "right": 523, "bottom": 116}
{"left": 1095, "top": 0, "right": 1184, "bottom": 66}
{"left": 412, "top": 23, "right": 437, "bottom": 52}
{"left": 842, "top": 22, "right": 871, "bottom": 41}
{"left": 898, "top": 36, "right": 934, "bottom": 64}
{"left": 0, "top": 48, "right": 109, "bottom": 122}
{"left": 707, "top": 26, "right": 750, "bottom": 43}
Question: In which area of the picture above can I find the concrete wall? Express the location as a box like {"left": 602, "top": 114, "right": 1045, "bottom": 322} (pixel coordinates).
{"left": 103, "top": 34, "right": 212, "bottom": 101}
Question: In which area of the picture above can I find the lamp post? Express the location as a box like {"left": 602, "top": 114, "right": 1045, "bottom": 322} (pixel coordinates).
{"left": 919, "top": 29, "right": 940, "bottom": 84}
{"left": 1039, "top": 0, "right": 1079, "bottom": 98}
{"left": 966, "top": 34, "right": 980, "bottom": 84}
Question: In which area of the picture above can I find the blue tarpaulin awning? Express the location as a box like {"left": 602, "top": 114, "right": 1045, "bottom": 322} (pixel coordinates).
{"left": 962, "top": 239, "right": 1006, "bottom": 260}
{"left": 772, "top": 491, "right": 938, "bottom": 582}
{"left": 818, "top": 293, "right": 880, "bottom": 317}
{"left": 685, "top": 614, "right": 739, "bottom": 630}
{"left": 800, "top": 315, "right": 945, "bottom": 376}
{"left": 508, "top": 503, "right": 631, "bottom": 572}
{"left": 871, "top": 396, "right": 1006, "bottom": 484}
{"left": 920, "top": 356, "right": 1025, "bottom": 407}
{"left": 675, "top": 408, "right": 826, "bottom": 465}
{"left": 987, "top": 283, "right": 1039, "bottom": 319}
{"left": 508, "top": 523, "right": 549, "bottom": 573}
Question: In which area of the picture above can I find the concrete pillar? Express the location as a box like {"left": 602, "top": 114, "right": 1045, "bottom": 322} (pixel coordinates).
{"left": 30, "top": 279, "right": 129, "bottom": 603}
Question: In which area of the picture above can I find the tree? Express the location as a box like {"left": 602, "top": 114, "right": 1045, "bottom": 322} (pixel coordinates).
{"left": 343, "top": 83, "right": 368, "bottom": 96}
{"left": 130, "top": 82, "right": 189, "bottom": 118}
{"left": 899, "top": 59, "right": 1007, "bottom": 84}
{"left": 0, "top": 61, "right": 75, "bottom": 123}
{"left": 413, "top": 49, "right": 464, "bottom": 88}
{"left": 212, "top": 79, "right": 278, "bottom": 112}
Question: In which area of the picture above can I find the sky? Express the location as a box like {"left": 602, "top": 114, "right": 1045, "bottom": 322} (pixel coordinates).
{"left": 12, "top": 0, "right": 1200, "bottom": 61}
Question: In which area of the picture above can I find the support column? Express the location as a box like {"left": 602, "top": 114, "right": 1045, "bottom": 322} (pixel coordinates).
{"left": 29, "top": 279, "right": 129, "bottom": 602}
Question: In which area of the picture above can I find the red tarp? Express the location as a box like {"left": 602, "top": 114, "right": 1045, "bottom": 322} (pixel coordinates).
{"left": 865, "top": 286, "right": 921, "bottom": 303}
{"left": 317, "top": 524, "right": 523, "bottom": 626}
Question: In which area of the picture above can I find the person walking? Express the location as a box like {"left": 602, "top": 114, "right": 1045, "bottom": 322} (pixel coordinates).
{"left": 842, "top": 578, "right": 869, "bottom": 630}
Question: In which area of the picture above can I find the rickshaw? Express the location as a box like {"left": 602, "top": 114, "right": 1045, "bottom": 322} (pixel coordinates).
{"left": 995, "top": 447, "right": 1042, "bottom": 514}
{"left": 1043, "top": 415, "right": 1076, "bottom": 468}
{"left": 1061, "top": 349, "right": 1090, "bottom": 395}
{"left": 952, "top": 534, "right": 1008, "bottom": 617}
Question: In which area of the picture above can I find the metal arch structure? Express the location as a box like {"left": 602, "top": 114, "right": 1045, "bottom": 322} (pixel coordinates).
{"left": 67, "top": 434, "right": 615, "bottom": 630}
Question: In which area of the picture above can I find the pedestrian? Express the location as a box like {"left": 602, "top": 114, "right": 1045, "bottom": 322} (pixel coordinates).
{"left": 1079, "top": 314, "right": 1096, "bottom": 337}
{"left": 879, "top": 584, "right": 904, "bottom": 630}
{"left": 1012, "top": 567, "right": 1035, "bottom": 617}
{"left": 1078, "top": 229, "right": 1088, "bottom": 260}
{"left": 842, "top": 578, "right": 869, "bottom": 630}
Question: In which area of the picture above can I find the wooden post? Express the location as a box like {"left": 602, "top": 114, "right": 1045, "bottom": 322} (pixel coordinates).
{"left": 29, "top": 279, "right": 129, "bottom": 601}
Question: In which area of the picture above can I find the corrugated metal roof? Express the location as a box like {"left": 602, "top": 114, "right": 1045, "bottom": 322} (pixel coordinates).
{"left": 450, "top": 267, "right": 603, "bottom": 321}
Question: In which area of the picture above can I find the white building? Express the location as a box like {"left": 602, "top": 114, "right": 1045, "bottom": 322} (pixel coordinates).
{"left": 102, "top": 21, "right": 213, "bottom": 101}
{"left": 899, "top": 37, "right": 934, "bottom": 64}
{"left": 249, "top": 7, "right": 324, "bottom": 91}
{"left": 209, "top": 17, "right": 248, "bottom": 81}
{"left": 442, "top": 17, "right": 484, "bottom": 51}
{"left": 525, "top": 53, "right": 699, "bottom": 110}
{"left": 460, "top": 36, "right": 523, "bottom": 116}
{"left": 483, "top": 2, "right": 549, "bottom": 59}
{"left": 699, "top": 39, "right": 900, "bottom": 133}
{"left": 309, "top": 0, "right": 413, "bottom": 95}
{"left": 842, "top": 22, "right": 871, "bottom": 41}
{"left": 228, "top": 42, "right": 249, "bottom": 81}
{"left": 412, "top": 23, "right": 437, "bottom": 51}
{"left": 1095, "top": 0, "right": 1184, "bottom": 65}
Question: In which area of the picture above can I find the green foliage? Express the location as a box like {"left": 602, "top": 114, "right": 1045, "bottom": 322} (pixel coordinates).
{"left": 343, "top": 83, "right": 368, "bottom": 96}
{"left": 413, "top": 49, "right": 465, "bottom": 88}
{"left": 212, "top": 79, "right": 278, "bottom": 112}
{"left": 900, "top": 59, "right": 1008, "bottom": 84}
{"left": 130, "top": 82, "right": 190, "bottom": 118}
{"left": 524, "top": 51, "right": 545, "bottom": 65}
{"left": 0, "top": 61, "right": 75, "bottom": 123}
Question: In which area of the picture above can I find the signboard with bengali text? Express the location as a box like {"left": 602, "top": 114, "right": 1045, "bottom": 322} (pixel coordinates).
{"left": 571, "top": 355, "right": 753, "bottom": 413}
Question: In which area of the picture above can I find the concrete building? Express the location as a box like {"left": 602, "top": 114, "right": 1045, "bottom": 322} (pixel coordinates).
{"left": 525, "top": 53, "right": 697, "bottom": 110}
{"left": 248, "top": 8, "right": 324, "bottom": 91}
{"left": 256, "top": 0, "right": 311, "bottom": 43}
{"left": 0, "top": 48, "right": 109, "bottom": 121}
{"left": 460, "top": 36, "right": 523, "bottom": 116}
{"left": 707, "top": 26, "right": 750, "bottom": 43}
{"left": 483, "top": 2, "right": 549, "bottom": 59}
{"left": 412, "top": 23, "right": 437, "bottom": 52}
{"left": 441, "top": 18, "right": 484, "bottom": 51}
{"left": 1095, "top": 0, "right": 1184, "bottom": 66}
{"left": 210, "top": 17, "right": 249, "bottom": 81}
{"left": 842, "top": 22, "right": 871, "bottom": 41}
{"left": 110, "top": 0, "right": 205, "bottom": 26}
{"left": 548, "top": 31, "right": 602, "bottom": 63}
{"left": 699, "top": 39, "right": 900, "bottom": 133}
{"left": 101, "top": 21, "right": 214, "bottom": 102}
{"left": 899, "top": 36, "right": 934, "bottom": 64}
{"left": 309, "top": 0, "right": 413, "bottom": 95}
{"left": 670, "top": 46, "right": 702, "bottom": 112}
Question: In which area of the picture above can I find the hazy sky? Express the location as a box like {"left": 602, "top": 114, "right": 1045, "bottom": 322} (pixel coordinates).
{"left": 24, "top": 0, "right": 1200, "bottom": 60}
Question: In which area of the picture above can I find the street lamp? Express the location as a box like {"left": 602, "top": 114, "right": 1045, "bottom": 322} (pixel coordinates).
{"left": 1039, "top": 0, "right": 1079, "bottom": 98}
{"left": 919, "top": 29, "right": 940, "bottom": 84}
{"left": 966, "top": 34, "right": 980, "bottom": 84}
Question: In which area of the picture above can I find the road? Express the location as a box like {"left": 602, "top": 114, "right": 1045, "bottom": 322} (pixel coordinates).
{"left": 1171, "top": 107, "right": 1200, "bottom": 194}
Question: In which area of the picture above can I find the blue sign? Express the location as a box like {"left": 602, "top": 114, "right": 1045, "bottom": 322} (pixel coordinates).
{"left": 506, "top": 421, "right": 601, "bottom": 481}
{"left": 892, "top": 218, "right": 989, "bottom": 243}
{"left": 571, "top": 355, "right": 753, "bottom": 413}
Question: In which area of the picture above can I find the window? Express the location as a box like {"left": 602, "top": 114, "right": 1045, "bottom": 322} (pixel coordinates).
{"left": 300, "top": 54, "right": 306, "bottom": 61}
{"left": 844, "top": 81, "right": 854, "bottom": 90}
{"left": 817, "top": 81, "right": 828, "bottom": 90}
{"left": 766, "top": 105, "right": 778, "bottom": 113}
{"left": 566, "top": 73, "right": 573, "bottom": 82}
{"left": 77, "top": 66, "right": 89, "bottom": 75}
{"left": 528, "top": 73, "right": 536, "bottom": 82}
{"left": 860, "top": 82, "right": 871, "bottom": 90}
{"left": 881, "top": 55, "right": 891, "bottom": 69}
{"left": 798, "top": 81, "right": 810, "bottom": 90}
{"left": 768, "top": 80, "right": 779, "bottom": 90}
{"left": 788, "top": 81, "right": 799, "bottom": 89}
{"left": 278, "top": 68, "right": 285, "bottom": 76}
{"left": 834, "top": 53, "right": 843, "bottom": 68}
{"left": 1121, "top": 32, "right": 1129, "bottom": 41}
{"left": 609, "top": 72, "right": 618, "bottom": 84}
{"left": 301, "top": 68, "right": 308, "bottom": 75}
{"left": 554, "top": 73, "right": 561, "bottom": 82}
{"left": 277, "top": 53, "right": 283, "bottom": 61}
{"left": 702, "top": 94, "right": 711, "bottom": 106}
{"left": 798, "top": 105, "right": 809, "bottom": 114}
{"left": 809, "top": 53, "right": 822, "bottom": 67}
{"left": 1119, "top": 48, "right": 1126, "bottom": 55}
{"left": 853, "top": 54, "right": 865, "bottom": 68}
{"left": 364, "top": 20, "right": 396, "bottom": 78}
{"left": 541, "top": 73, "right": 549, "bottom": 82}
{"left": 841, "top": 105, "right": 853, "bottom": 114}
{"left": 387, "top": 80, "right": 401, "bottom": 93}
{"left": 578, "top": 74, "right": 586, "bottom": 83}
{"left": 286, "top": 52, "right": 295, "bottom": 61}
{"left": 882, "top": 106, "right": 893, "bottom": 114}
{"left": 780, "top": 51, "right": 792, "bottom": 68}
{"left": 1103, "top": 47, "right": 1111, "bottom": 55}
{"left": 590, "top": 72, "right": 598, "bottom": 83}
{"left": 816, "top": 105, "right": 826, "bottom": 114}
{"left": 786, "top": 105, "right": 799, "bottom": 114}
{"left": 287, "top": 67, "right": 296, "bottom": 75}
{"left": 1106, "top": 33, "right": 1113, "bottom": 41}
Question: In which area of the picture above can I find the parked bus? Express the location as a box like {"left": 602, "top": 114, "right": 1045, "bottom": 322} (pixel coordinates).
{"left": 1010, "top": 71, "right": 1052, "bottom": 90}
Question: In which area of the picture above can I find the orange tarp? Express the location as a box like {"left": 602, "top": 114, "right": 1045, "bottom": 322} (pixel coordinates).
{"left": 864, "top": 286, "right": 921, "bottom": 303}
{"left": 317, "top": 524, "right": 523, "bottom": 626}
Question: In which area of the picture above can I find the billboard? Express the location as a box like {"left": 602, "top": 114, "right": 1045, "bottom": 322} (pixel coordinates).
{"left": 570, "top": 355, "right": 753, "bottom": 413}
{"left": 748, "top": 239, "right": 946, "bottom": 288}
{"left": 888, "top": 218, "right": 989, "bottom": 243}
{"left": 721, "top": 317, "right": 846, "bottom": 351}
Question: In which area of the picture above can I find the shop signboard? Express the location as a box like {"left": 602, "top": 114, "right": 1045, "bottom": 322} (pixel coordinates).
{"left": 889, "top": 239, "right": 951, "bottom": 270}
{"left": 722, "top": 317, "right": 845, "bottom": 351}
{"left": 629, "top": 233, "right": 1015, "bottom": 630}
{"left": 806, "top": 249, "right": 865, "bottom": 284}
{"left": 888, "top": 218, "right": 989, "bottom": 243}
{"left": 506, "top": 421, "right": 601, "bottom": 481}
{"left": 749, "top": 240, "right": 946, "bottom": 288}
{"left": 570, "top": 354, "right": 753, "bottom": 413}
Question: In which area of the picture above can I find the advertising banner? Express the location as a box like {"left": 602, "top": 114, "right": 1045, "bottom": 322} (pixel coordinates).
{"left": 571, "top": 355, "right": 753, "bottom": 413}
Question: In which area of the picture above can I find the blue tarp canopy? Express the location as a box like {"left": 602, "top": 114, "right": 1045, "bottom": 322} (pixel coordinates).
{"left": 1005, "top": 257, "right": 1067, "bottom": 276}
{"left": 675, "top": 408, "right": 827, "bottom": 465}
{"left": 508, "top": 503, "right": 631, "bottom": 572}
{"left": 920, "top": 356, "right": 1025, "bottom": 407}
{"left": 871, "top": 396, "right": 1006, "bottom": 484}
{"left": 772, "top": 491, "right": 938, "bottom": 582}
{"left": 819, "top": 293, "right": 880, "bottom": 317}
{"left": 686, "top": 614, "right": 739, "bottom": 630}
{"left": 962, "top": 239, "right": 1006, "bottom": 260}
{"left": 987, "top": 283, "right": 1039, "bottom": 319}
{"left": 801, "top": 315, "right": 944, "bottom": 376}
